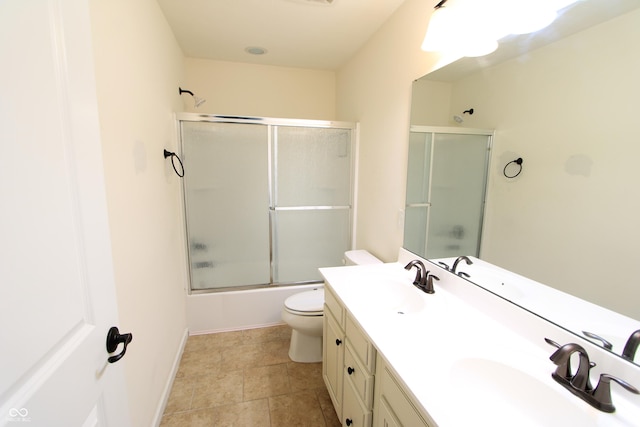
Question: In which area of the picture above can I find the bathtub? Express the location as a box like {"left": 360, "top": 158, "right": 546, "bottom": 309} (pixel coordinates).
{"left": 187, "top": 283, "right": 322, "bottom": 334}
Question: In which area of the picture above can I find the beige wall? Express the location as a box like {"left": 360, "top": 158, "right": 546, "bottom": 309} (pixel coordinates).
{"left": 446, "top": 8, "right": 640, "bottom": 319}
{"left": 410, "top": 79, "right": 453, "bottom": 126}
{"left": 336, "top": 0, "right": 443, "bottom": 261}
{"left": 183, "top": 58, "right": 336, "bottom": 120}
{"left": 89, "top": 1, "right": 188, "bottom": 425}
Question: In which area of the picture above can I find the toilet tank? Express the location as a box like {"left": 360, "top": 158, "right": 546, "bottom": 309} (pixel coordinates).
{"left": 343, "top": 250, "right": 383, "bottom": 266}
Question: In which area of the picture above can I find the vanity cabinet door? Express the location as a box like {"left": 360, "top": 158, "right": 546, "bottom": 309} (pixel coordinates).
{"left": 375, "top": 360, "right": 432, "bottom": 427}
{"left": 376, "top": 398, "right": 401, "bottom": 427}
{"left": 323, "top": 307, "right": 345, "bottom": 417}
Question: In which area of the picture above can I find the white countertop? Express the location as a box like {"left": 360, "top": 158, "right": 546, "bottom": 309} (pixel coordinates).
{"left": 320, "top": 261, "right": 640, "bottom": 426}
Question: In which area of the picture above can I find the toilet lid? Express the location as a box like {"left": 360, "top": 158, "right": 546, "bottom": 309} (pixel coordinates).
{"left": 284, "top": 289, "right": 324, "bottom": 314}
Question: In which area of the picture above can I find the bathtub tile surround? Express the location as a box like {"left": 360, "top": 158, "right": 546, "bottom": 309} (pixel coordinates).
{"left": 161, "top": 325, "right": 340, "bottom": 426}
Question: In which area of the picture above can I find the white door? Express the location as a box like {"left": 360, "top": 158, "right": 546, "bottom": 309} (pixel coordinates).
{"left": 0, "top": 1, "right": 131, "bottom": 426}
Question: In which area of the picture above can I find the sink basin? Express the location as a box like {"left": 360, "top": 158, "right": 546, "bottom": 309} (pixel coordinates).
{"left": 365, "top": 280, "right": 428, "bottom": 315}
{"left": 447, "top": 358, "right": 595, "bottom": 426}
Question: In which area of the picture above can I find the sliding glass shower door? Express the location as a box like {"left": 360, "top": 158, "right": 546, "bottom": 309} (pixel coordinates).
{"left": 272, "top": 126, "right": 352, "bottom": 283}
{"left": 182, "top": 121, "right": 271, "bottom": 289}
{"left": 404, "top": 127, "right": 492, "bottom": 258}
{"left": 179, "top": 116, "right": 354, "bottom": 291}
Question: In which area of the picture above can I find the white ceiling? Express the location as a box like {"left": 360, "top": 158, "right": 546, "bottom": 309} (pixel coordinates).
{"left": 156, "top": 0, "right": 409, "bottom": 71}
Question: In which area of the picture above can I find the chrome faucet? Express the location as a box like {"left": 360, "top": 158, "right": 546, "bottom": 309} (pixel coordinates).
{"left": 451, "top": 255, "right": 473, "bottom": 277}
{"left": 622, "top": 329, "right": 640, "bottom": 361}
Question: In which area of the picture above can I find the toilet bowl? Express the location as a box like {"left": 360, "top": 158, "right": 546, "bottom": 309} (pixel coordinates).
{"left": 282, "top": 288, "right": 324, "bottom": 363}
{"left": 281, "top": 250, "right": 382, "bottom": 363}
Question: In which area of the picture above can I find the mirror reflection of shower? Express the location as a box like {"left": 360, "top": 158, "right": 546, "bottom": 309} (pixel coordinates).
{"left": 453, "top": 108, "right": 474, "bottom": 124}
{"left": 179, "top": 87, "right": 206, "bottom": 108}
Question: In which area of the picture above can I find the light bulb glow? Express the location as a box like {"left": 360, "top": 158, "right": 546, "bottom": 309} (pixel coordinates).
{"left": 421, "top": 6, "right": 458, "bottom": 52}
{"left": 421, "top": 0, "right": 579, "bottom": 58}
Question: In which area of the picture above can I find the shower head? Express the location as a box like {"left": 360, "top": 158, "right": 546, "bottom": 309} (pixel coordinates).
{"left": 453, "top": 107, "right": 474, "bottom": 123}
{"left": 193, "top": 96, "right": 206, "bottom": 108}
{"left": 179, "top": 87, "right": 206, "bottom": 108}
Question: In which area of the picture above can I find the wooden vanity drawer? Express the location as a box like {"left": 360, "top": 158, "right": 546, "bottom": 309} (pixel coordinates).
{"left": 344, "top": 343, "right": 374, "bottom": 407}
{"left": 346, "top": 314, "right": 375, "bottom": 370}
{"left": 342, "top": 378, "right": 372, "bottom": 427}
{"left": 324, "top": 285, "right": 344, "bottom": 327}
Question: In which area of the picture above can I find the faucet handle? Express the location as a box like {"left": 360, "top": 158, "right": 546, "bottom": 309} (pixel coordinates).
{"left": 544, "top": 337, "right": 561, "bottom": 349}
{"left": 582, "top": 331, "right": 613, "bottom": 350}
{"left": 591, "top": 373, "right": 640, "bottom": 413}
{"left": 437, "top": 261, "right": 450, "bottom": 271}
{"left": 424, "top": 273, "right": 439, "bottom": 294}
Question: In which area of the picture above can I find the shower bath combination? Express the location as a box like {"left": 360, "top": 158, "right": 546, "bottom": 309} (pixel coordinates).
{"left": 178, "top": 114, "right": 357, "bottom": 292}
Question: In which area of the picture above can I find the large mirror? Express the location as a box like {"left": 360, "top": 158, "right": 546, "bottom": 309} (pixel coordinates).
{"left": 405, "top": 0, "right": 640, "bottom": 365}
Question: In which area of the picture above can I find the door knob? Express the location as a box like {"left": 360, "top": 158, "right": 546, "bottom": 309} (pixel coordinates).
{"left": 106, "top": 326, "right": 133, "bottom": 363}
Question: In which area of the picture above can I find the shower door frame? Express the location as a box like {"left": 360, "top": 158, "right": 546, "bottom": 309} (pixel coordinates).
{"left": 176, "top": 113, "right": 358, "bottom": 294}
{"left": 406, "top": 126, "right": 494, "bottom": 258}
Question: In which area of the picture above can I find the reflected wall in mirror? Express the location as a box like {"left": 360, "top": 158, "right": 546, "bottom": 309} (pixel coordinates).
{"left": 405, "top": 0, "right": 640, "bottom": 365}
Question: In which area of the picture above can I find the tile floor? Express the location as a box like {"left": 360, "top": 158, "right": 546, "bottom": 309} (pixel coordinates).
{"left": 160, "top": 324, "right": 341, "bottom": 426}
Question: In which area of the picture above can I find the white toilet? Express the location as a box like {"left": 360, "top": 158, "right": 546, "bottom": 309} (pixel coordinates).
{"left": 282, "top": 250, "right": 382, "bottom": 362}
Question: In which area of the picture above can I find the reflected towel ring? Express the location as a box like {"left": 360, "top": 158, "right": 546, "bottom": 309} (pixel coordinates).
{"left": 164, "top": 149, "right": 184, "bottom": 178}
{"left": 503, "top": 157, "right": 523, "bottom": 178}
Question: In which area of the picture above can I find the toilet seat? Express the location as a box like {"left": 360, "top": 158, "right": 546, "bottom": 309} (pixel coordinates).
{"left": 284, "top": 289, "right": 324, "bottom": 316}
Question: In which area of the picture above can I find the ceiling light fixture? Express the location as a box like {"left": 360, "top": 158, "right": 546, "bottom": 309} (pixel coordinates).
{"left": 421, "top": 0, "right": 579, "bottom": 58}
{"left": 285, "top": 0, "right": 334, "bottom": 5}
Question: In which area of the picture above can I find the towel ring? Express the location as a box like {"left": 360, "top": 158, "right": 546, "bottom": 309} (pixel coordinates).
{"left": 164, "top": 149, "right": 184, "bottom": 178}
{"left": 503, "top": 157, "right": 523, "bottom": 179}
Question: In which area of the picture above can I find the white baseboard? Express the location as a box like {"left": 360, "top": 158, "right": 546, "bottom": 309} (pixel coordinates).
{"left": 151, "top": 327, "right": 189, "bottom": 427}
{"left": 188, "top": 320, "right": 287, "bottom": 336}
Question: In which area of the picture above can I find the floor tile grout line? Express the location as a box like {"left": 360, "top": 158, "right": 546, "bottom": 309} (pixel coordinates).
{"left": 161, "top": 325, "right": 339, "bottom": 426}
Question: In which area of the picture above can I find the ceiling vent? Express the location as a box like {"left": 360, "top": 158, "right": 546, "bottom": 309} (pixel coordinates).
{"left": 286, "top": 0, "right": 334, "bottom": 6}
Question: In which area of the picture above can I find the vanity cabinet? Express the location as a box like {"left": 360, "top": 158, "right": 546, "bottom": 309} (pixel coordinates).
{"left": 323, "top": 301, "right": 344, "bottom": 416}
{"left": 323, "top": 285, "right": 376, "bottom": 426}
{"left": 374, "top": 354, "right": 432, "bottom": 427}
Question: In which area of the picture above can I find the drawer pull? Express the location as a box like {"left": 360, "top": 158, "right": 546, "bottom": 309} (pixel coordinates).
{"left": 346, "top": 418, "right": 353, "bottom": 426}
{"left": 336, "top": 338, "right": 342, "bottom": 346}
{"left": 347, "top": 366, "right": 355, "bottom": 375}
